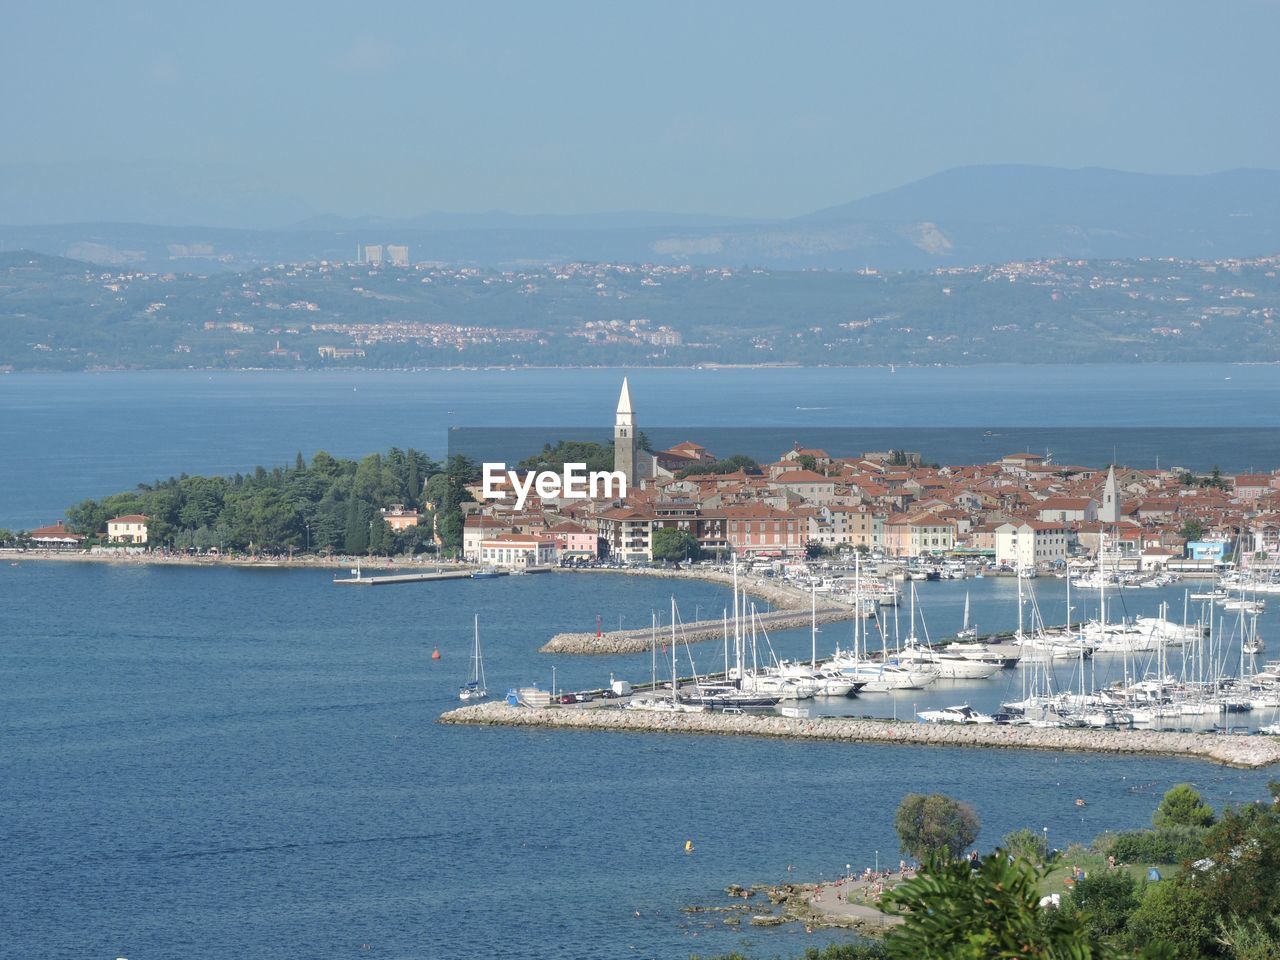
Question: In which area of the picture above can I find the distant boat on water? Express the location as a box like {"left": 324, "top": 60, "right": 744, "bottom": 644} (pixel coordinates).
{"left": 458, "top": 614, "right": 488, "bottom": 702}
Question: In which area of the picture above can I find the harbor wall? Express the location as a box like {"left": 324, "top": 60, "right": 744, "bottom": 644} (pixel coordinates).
{"left": 439, "top": 702, "right": 1280, "bottom": 769}
{"left": 543, "top": 566, "right": 855, "bottom": 654}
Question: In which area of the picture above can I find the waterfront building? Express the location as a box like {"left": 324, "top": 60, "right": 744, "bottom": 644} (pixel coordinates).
{"left": 27, "top": 521, "right": 85, "bottom": 550}
{"left": 463, "top": 514, "right": 514, "bottom": 561}
{"left": 722, "top": 503, "right": 803, "bottom": 557}
{"left": 806, "top": 503, "right": 880, "bottom": 551}
{"left": 478, "top": 533, "right": 557, "bottom": 568}
{"left": 596, "top": 505, "right": 655, "bottom": 562}
{"left": 107, "top": 514, "right": 150, "bottom": 545}
{"left": 548, "top": 520, "right": 599, "bottom": 559}
{"left": 882, "top": 512, "right": 957, "bottom": 558}
{"left": 994, "top": 520, "right": 1069, "bottom": 568}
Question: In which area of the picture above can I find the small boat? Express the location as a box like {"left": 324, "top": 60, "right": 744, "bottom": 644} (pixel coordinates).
{"left": 470, "top": 567, "right": 501, "bottom": 580}
{"left": 458, "top": 614, "right": 488, "bottom": 702}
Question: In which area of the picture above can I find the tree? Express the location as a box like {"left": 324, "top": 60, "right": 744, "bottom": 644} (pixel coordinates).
{"left": 1002, "top": 826, "right": 1049, "bottom": 865}
{"left": 652, "top": 526, "right": 700, "bottom": 562}
{"left": 1153, "top": 784, "right": 1215, "bottom": 830}
{"left": 1069, "top": 869, "right": 1140, "bottom": 941}
{"left": 1125, "top": 876, "right": 1217, "bottom": 960}
{"left": 517, "top": 439, "right": 614, "bottom": 475}
{"left": 367, "top": 517, "right": 392, "bottom": 556}
{"left": 894, "top": 793, "right": 980, "bottom": 862}
{"left": 676, "top": 454, "right": 761, "bottom": 479}
{"left": 881, "top": 852, "right": 1171, "bottom": 960}
{"left": 1178, "top": 519, "right": 1206, "bottom": 542}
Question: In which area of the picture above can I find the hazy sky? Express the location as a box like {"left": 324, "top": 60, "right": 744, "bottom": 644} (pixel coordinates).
{"left": 4, "top": 1, "right": 1279, "bottom": 224}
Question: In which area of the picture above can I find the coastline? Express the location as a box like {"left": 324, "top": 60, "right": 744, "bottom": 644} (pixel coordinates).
{"left": 0, "top": 547, "right": 436, "bottom": 572}
{"left": 439, "top": 701, "right": 1280, "bottom": 769}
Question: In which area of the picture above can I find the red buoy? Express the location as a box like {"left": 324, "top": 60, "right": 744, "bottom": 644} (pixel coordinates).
{"left": 431, "top": 647, "right": 441, "bottom": 660}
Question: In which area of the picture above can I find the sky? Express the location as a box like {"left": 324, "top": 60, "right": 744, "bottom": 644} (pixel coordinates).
{"left": 3, "top": 1, "right": 1279, "bottom": 226}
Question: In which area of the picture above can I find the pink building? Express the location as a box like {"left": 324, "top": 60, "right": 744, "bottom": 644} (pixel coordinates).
{"left": 548, "top": 520, "right": 599, "bottom": 559}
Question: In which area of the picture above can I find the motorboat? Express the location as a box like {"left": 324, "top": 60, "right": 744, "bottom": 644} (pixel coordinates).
{"left": 895, "top": 644, "right": 1002, "bottom": 680}
{"left": 917, "top": 704, "right": 995, "bottom": 724}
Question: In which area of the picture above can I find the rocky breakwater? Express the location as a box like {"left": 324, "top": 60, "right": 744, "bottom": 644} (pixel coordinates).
{"left": 542, "top": 566, "right": 853, "bottom": 654}
{"left": 439, "top": 702, "right": 1280, "bottom": 769}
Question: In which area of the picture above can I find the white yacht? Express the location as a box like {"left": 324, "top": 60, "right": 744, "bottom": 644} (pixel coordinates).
{"left": 917, "top": 704, "right": 995, "bottom": 724}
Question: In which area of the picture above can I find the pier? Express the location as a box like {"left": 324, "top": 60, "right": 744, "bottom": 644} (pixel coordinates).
{"left": 334, "top": 569, "right": 504, "bottom": 586}
{"left": 540, "top": 605, "right": 855, "bottom": 653}
{"left": 439, "top": 701, "right": 1280, "bottom": 769}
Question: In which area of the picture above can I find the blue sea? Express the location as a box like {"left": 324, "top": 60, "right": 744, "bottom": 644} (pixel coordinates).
{"left": 2, "top": 365, "right": 1280, "bottom": 959}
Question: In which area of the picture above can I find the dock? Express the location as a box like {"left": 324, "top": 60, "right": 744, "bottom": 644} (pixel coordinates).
{"left": 440, "top": 701, "right": 1280, "bottom": 769}
{"left": 540, "top": 605, "right": 856, "bottom": 653}
{"left": 334, "top": 569, "right": 504, "bottom": 586}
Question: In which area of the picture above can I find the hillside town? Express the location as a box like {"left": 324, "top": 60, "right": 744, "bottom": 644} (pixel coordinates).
{"left": 458, "top": 380, "right": 1280, "bottom": 575}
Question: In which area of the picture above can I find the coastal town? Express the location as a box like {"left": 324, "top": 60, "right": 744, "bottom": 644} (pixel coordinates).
{"left": 455, "top": 379, "right": 1280, "bottom": 578}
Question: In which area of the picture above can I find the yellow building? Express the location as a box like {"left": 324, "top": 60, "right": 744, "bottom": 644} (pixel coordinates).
{"left": 107, "top": 514, "right": 150, "bottom": 544}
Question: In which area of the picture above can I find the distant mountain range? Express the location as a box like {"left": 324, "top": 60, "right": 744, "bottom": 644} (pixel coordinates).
{"left": 3, "top": 165, "right": 1280, "bottom": 272}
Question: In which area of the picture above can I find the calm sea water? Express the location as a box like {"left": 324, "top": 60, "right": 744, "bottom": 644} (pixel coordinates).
{"left": 2, "top": 562, "right": 1273, "bottom": 960}
{"left": 3, "top": 366, "right": 1280, "bottom": 959}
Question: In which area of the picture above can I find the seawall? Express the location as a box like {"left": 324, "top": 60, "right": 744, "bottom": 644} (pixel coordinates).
{"left": 543, "top": 566, "right": 854, "bottom": 654}
{"left": 439, "top": 702, "right": 1280, "bottom": 769}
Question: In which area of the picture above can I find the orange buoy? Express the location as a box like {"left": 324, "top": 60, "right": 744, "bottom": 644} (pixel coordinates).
{"left": 431, "top": 647, "right": 441, "bottom": 660}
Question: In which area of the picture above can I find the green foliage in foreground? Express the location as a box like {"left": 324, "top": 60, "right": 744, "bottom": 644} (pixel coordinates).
{"left": 698, "top": 784, "right": 1280, "bottom": 960}
{"left": 693, "top": 945, "right": 887, "bottom": 960}
{"left": 882, "top": 852, "right": 1172, "bottom": 960}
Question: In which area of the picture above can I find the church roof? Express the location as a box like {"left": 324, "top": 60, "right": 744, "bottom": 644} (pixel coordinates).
{"left": 616, "top": 377, "right": 633, "bottom": 415}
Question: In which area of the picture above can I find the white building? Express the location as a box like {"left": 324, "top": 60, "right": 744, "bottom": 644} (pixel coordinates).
{"left": 479, "top": 533, "right": 557, "bottom": 568}
{"left": 994, "top": 520, "right": 1069, "bottom": 568}
{"left": 107, "top": 514, "right": 150, "bottom": 545}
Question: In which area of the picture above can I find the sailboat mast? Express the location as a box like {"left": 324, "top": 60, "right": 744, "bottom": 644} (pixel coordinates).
{"left": 651, "top": 610, "right": 657, "bottom": 691}
{"left": 810, "top": 580, "right": 817, "bottom": 669}
{"left": 670, "top": 596, "right": 678, "bottom": 705}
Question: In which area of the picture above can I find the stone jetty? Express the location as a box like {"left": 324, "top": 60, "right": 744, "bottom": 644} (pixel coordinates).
{"left": 439, "top": 702, "right": 1280, "bottom": 769}
{"left": 543, "top": 566, "right": 854, "bottom": 654}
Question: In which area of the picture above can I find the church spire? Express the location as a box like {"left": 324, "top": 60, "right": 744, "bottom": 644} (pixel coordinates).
{"left": 614, "top": 377, "right": 637, "bottom": 490}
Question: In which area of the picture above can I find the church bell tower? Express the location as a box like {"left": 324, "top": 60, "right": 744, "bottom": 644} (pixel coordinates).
{"left": 614, "top": 377, "right": 637, "bottom": 490}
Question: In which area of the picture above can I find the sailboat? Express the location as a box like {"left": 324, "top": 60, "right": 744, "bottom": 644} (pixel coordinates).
{"left": 628, "top": 602, "right": 708, "bottom": 712}
{"left": 458, "top": 614, "right": 488, "bottom": 701}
